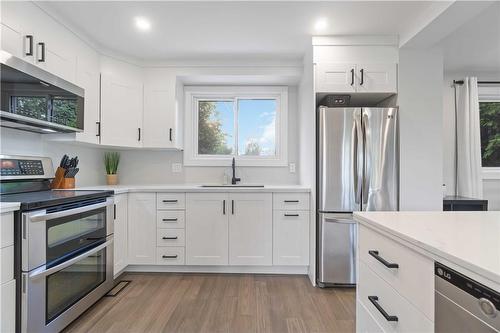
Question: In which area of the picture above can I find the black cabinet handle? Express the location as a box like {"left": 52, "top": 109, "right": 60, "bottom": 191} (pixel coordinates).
{"left": 162, "top": 218, "right": 178, "bottom": 222}
{"left": 231, "top": 200, "right": 234, "bottom": 215}
{"left": 368, "top": 296, "right": 398, "bottom": 322}
{"left": 350, "top": 68, "right": 355, "bottom": 86}
{"left": 223, "top": 199, "right": 226, "bottom": 215}
{"left": 360, "top": 68, "right": 364, "bottom": 86}
{"left": 96, "top": 121, "right": 101, "bottom": 137}
{"left": 284, "top": 200, "right": 299, "bottom": 203}
{"left": 25, "top": 35, "right": 33, "bottom": 56}
{"left": 138, "top": 128, "right": 141, "bottom": 141}
{"left": 284, "top": 214, "right": 299, "bottom": 217}
{"left": 162, "top": 200, "right": 178, "bottom": 203}
{"left": 162, "top": 236, "right": 178, "bottom": 240}
{"left": 368, "top": 250, "right": 399, "bottom": 269}
{"left": 38, "top": 42, "right": 45, "bottom": 62}
{"left": 169, "top": 128, "right": 173, "bottom": 142}
{"left": 113, "top": 204, "right": 116, "bottom": 220}
{"left": 162, "top": 255, "right": 178, "bottom": 259}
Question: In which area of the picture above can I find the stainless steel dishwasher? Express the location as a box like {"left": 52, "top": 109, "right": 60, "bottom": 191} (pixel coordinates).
{"left": 435, "top": 262, "right": 500, "bottom": 332}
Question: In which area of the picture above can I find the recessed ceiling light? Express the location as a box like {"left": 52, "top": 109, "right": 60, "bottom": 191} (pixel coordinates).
{"left": 314, "top": 18, "right": 328, "bottom": 32}
{"left": 134, "top": 17, "right": 151, "bottom": 31}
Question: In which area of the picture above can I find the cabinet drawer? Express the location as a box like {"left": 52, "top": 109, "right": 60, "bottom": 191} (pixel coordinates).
{"left": 0, "top": 279, "right": 16, "bottom": 333}
{"left": 157, "top": 229, "right": 185, "bottom": 247}
{"left": 0, "top": 246, "right": 14, "bottom": 284}
{"left": 273, "top": 193, "right": 310, "bottom": 210}
{"left": 358, "top": 261, "right": 433, "bottom": 333}
{"left": 1, "top": 213, "right": 14, "bottom": 248}
{"left": 156, "top": 247, "right": 185, "bottom": 265}
{"left": 359, "top": 225, "right": 434, "bottom": 320}
{"left": 157, "top": 193, "right": 186, "bottom": 210}
{"left": 356, "top": 298, "right": 385, "bottom": 333}
{"left": 157, "top": 211, "right": 185, "bottom": 229}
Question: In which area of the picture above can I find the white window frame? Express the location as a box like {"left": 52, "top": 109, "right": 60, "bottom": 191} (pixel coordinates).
{"left": 478, "top": 85, "right": 500, "bottom": 179}
{"left": 184, "top": 86, "right": 288, "bottom": 166}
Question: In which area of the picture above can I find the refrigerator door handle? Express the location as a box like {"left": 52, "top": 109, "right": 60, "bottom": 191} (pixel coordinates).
{"left": 353, "top": 120, "right": 360, "bottom": 204}
{"left": 324, "top": 217, "right": 357, "bottom": 225}
{"left": 362, "top": 112, "right": 371, "bottom": 205}
{"left": 354, "top": 111, "right": 363, "bottom": 205}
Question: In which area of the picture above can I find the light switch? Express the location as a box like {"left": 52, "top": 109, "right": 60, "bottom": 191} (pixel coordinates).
{"left": 289, "top": 163, "right": 296, "bottom": 173}
{"left": 172, "top": 163, "right": 182, "bottom": 173}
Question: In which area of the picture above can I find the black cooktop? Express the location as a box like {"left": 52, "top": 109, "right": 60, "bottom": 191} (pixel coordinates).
{"left": 1, "top": 189, "right": 114, "bottom": 210}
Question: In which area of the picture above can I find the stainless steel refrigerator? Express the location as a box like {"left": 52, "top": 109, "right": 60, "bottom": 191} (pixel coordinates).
{"left": 317, "top": 107, "right": 399, "bottom": 287}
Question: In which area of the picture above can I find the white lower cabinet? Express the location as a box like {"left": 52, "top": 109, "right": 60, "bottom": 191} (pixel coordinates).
{"left": 229, "top": 193, "right": 272, "bottom": 266}
{"left": 186, "top": 193, "right": 228, "bottom": 265}
{"left": 0, "top": 279, "right": 15, "bottom": 333}
{"left": 113, "top": 194, "right": 128, "bottom": 277}
{"left": 128, "top": 193, "right": 156, "bottom": 264}
{"left": 356, "top": 299, "right": 385, "bottom": 333}
{"left": 273, "top": 211, "right": 309, "bottom": 266}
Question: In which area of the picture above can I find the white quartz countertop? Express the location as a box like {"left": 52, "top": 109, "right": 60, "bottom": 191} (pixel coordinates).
{"left": 354, "top": 211, "right": 500, "bottom": 286}
{"left": 73, "top": 184, "right": 311, "bottom": 194}
{"left": 0, "top": 202, "right": 20, "bottom": 213}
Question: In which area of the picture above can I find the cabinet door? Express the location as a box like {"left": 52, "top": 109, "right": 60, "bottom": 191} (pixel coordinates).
{"left": 100, "top": 73, "right": 143, "bottom": 147}
{"left": 143, "top": 85, "right": 176, "bottom": 148}
{"left": 75, "top": 53, "right": 100, "bottom": 144}
{"left": 113, "top": 194, "right": 128, "bottom": 276}
{"left": 356, "top": 63, "right": 397, "bottom": 93}
{"left": 0, "top": 279, "right": 16, "bottom": 333}
{"left": 1, "top": 23, "right": 23, "bottom": 58}
{"left": 128, "top": 193, "right": 155, "bottom": 264}
{"left": 186, "top": 193, "right": 228, "bottom": 265}
{"left": 229, "top": 193, "right": 272, "bottom": 266}
{"left": 315, "top": 63, "right": 356, "bottom": 93}
{"left": 273, "top": 211, "right": 309, "bottom": 266}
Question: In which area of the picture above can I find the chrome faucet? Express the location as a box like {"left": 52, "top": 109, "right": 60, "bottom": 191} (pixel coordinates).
{"left": 231, "top": 157, "right": 241, "bottom": 185}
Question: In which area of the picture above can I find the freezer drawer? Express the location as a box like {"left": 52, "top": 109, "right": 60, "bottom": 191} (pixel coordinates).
{"left": 317, "top": 213, "right": 357, "bottom": 286}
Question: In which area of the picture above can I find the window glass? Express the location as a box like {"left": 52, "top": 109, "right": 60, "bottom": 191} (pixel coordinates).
{"left": 237, "top": 99, "right": 277, "bottom": 156}
{"left": 479, "top": 102, "right": 500, "bottom": 167}
{"left": 52, "top": 97, "right": 78, "bottom": 127}
{"left": 11, "top": 96, "right": 48, "bottom": 120}
{"left": 198, "top": 100, "right": 234, "bottom": 155}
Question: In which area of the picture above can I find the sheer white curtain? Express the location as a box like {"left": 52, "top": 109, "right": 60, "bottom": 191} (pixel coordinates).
{"left": 455, "top": 77, "right": 483, "bottom": 198}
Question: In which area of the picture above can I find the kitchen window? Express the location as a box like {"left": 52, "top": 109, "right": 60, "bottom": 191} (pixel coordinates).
{"left": 184, "top": 86, "right": 288, "bottom": 166}
{"left": 479, "top": 85, "right": 500, "bottom": 179}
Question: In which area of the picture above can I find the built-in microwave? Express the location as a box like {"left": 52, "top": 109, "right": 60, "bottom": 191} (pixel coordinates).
{"left": 0, "top": 50, "right": 84, "bottom": 133}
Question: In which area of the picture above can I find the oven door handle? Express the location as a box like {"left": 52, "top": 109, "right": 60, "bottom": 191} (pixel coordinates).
{"left": 29, "top": 198, "right": 113, "bottom": 222}
{"left": 28, "top": 238, "right": 113, "bottom": 280}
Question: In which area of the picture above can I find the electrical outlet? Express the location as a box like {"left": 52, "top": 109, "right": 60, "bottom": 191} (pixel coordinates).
{"left": 172, "top": 163, "right": 182, "bottom": 173}
{"left": 289, "top": 163, "right": 296, "bottom": 173}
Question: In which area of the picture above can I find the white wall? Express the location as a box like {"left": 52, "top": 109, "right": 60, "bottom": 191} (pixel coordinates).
{"left": 398, "top": 46, "right": 444, "bottom": 211}
{"left": 442, "top": 71, "right": 500, "bottom": 210}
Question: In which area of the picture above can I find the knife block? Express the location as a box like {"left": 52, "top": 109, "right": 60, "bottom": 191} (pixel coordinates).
{"left": 51, "top": 167, "right": 75, "bottom": 189}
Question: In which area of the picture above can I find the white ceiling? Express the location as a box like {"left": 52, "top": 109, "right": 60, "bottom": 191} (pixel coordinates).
{"left": 40, "top": 1, "right": 439, "bottom": 62}
{"left": 441, "top": 2, "right": 500, "bottom": 73}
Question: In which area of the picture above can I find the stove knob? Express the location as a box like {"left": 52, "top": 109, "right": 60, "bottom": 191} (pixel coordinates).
{"left": 479, "top": 298, "right": 497, "bottom": 318}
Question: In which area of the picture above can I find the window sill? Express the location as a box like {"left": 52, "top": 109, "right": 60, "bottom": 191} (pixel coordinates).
{"left": 482, "top": 168, "right": 500, "bottom": 180}
{"left": 184, "top": 157, "right": 288, "bottom": 167}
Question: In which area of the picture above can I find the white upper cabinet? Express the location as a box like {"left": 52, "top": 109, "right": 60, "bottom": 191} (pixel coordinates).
{"left": 229, "top": 193, "right": 272, "bottom": 266}
{"left": 143, "top": 70, "right": 179, "bottom": 149}
{"left": 186, "top": 193, "right": 229, "bottom": 265}
{"left": 100, "top": 56, "right": 143, "bottom": 147}
{"left": 356, "top": 63, "right": 397, "bottom": 93}
{"left": 1, "top": 23, "right": 23, "bottom": 58}
{"left": 315, "top": 63, "right": 357, "bottom": 93}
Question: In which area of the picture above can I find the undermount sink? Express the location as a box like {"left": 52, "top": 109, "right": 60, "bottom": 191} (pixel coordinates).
{"left": 200, "top": 184, "right": 265, "bottom": 188}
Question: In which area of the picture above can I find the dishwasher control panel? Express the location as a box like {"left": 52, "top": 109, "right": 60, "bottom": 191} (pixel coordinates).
{"left": 435, "top": 262, "right": 500, "bottom": 312}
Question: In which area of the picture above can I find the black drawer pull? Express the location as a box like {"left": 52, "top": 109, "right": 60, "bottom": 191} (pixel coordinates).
{"left": 162, "top": 236, "right": 178, "bottom": 240}
{"left": 162, "top": 200, "right": 178, "bottom": 203}
{"left": 368, "top": 296, "right": 398, "bottom": 322}
{"left": 162, "top": 255, "right": 178, "bottom": 259}
{"left": 284, "top": 214, "right": 299, "bottom": 217}
{"left": 25, "top": 35, "right": 33, "bottom": 56}
{"left": 284, "top": 200, "right": 299, "bottom": 203}
{"left": 162, "top": 218, "right": 178, "bottom": 222}
{"left": 368, "top": 250, "right": 399, "bottom": 269}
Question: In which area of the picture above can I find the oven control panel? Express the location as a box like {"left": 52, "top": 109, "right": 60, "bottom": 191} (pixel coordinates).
{"left": 0, "top": 159, "right": 44, "bottom": 176}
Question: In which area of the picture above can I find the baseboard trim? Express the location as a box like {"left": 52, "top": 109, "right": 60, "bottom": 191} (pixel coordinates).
{"left": 125, "top": 265, "right": 309, "bottom": 275}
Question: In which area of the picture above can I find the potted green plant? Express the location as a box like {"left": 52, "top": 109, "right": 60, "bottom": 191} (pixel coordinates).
{"left": 104, "top": 152, "right": 120, "bottom": 185}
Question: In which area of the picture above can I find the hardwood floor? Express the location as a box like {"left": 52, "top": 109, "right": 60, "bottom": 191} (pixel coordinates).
{"left": 64, "top": 273, "right": 356, "bottom": 333}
